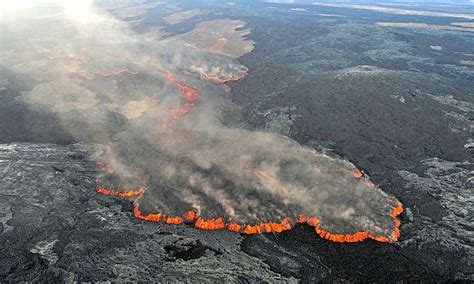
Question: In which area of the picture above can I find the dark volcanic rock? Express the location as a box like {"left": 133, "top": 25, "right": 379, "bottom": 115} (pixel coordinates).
{"left": 0, "top": 143, "right": 294, "bottom": 282}
{"left": 242, "top": 224, "right": 441, "bottom": 283}
{"left": 224, "top": 4, "right": 473, "bottom": 281}
{"left": 2, "top": 143, "right": 467, "bottom": 282}
{"left": 1, "top": 1, "right": 473, "bottom": 282}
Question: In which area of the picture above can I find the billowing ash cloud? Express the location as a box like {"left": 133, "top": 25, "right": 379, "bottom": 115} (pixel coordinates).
{"left": 0, "top": 1, "right": 402, "bottom": 241}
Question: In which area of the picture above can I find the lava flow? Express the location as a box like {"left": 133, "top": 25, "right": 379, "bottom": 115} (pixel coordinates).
{"left": 96, "top": 153, "right": 403, "bottom": 243}
{"left": 160, "top": 72, "right": 200, "bottom": 128}
{"left": 199, "top": 67, "right": 248, "bottom": 83}
{"left": 96, "top": 184, "right": 145, "bottom": 197}
{"left": 305, "top": 202, "right": 403, "bottom": 243}
{"left": 95, "top": 67, "right": 404, "bottom": 244}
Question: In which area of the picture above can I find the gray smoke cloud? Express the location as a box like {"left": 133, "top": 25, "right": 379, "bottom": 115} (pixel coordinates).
{"left": 0, "top": 1, "right": 401, "bottom": 240}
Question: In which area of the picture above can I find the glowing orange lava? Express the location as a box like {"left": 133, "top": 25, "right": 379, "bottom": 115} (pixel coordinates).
{"left": 199, "top": 68, "right": 248, "bottom": 84}
{"left": 353, "top": 170, "right": 363, "bottom": 178}
{"left": 183, "top": 210, "right": 196, "bottom": 221}
{"left": 97, "top": 169, "right": 403, "bottom": 242}
{"left": 244, "top": 218, "right": 292, "bottom": 234}
{"left": 195, "top": 217, "right": 226, "bottom": 230}
{"left": 165, "top": 216, "right": 184, "bottom": 225}
{"left": 96, "top": 185, "right": 145, "bottom": 197}
{"left": 165, "top": 72, "right": 199, "bottom": 99}
{"left": 312, "top": 201, "right": 403, "bottom": 243}
{"left": 95, "top": 66, "right": 404, "bottom": 243}
{"left": 226, "top": 221, "right": 242, "bottom": 232}
{"left": 298, "top": 215, "right": 320, "bottom": 226}
{"left": 161, "top": 72, "right": 199, "bottom": 128}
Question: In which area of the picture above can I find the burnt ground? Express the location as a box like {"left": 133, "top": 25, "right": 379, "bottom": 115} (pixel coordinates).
{"left": 1, "top": 1, "right": 473, "bottom": 282}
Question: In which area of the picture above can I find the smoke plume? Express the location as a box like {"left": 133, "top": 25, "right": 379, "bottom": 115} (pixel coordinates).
{"left": 0, "top": 1, "right": 402, "bottom": 242}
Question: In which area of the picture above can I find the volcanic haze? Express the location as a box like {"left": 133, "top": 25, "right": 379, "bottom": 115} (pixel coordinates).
{"left": 0, "top": 1, "right": 402, "bottom": 242}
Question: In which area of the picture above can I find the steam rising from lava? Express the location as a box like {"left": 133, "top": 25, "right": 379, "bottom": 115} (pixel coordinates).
{"left": 1, "top": 1, "right": 402, "bottom": 242}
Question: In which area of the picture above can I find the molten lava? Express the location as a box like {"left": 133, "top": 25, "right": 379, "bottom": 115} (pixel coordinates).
{"left": 165, "top": 72, "right": 199, "bottom": 99}
{"left": 353, "top": 170, "right": 363, "bottom": 178}
{"left": 96, "top": 185, "right": 145, "bottom": 197}
{"left": 226, "top": 221, "right": 242, "bottom": 232}
{"left": 184, "top": 210, "right": 196, "bottom": 221}
{"left": 133, "top": 202, "right": 162, "bottom": 222}
{"left": 165, "top": 216, "right": 184, "bottom": 225}
{"left": 199, "top": 67, "right": 248, "bottom": 84}
{"left": 96, "top": 161, "right": 403, "bottom": 242}
{"left": 195, "top": 217, "right": 226, "bottom": 230}
{"left": 161, "top": 72, "right": 199, "bottom": 128}
{"left": 312, "top": 201, "right": 404, "bottom": 243}
{"left": 94, "top": 66, "right": 404, "bottom": 244}
{"left": 298, "top": 215, "right": 320, "bottom": 226}
{"left": 243, "top": 218, "right": 292, "bottom": 234}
